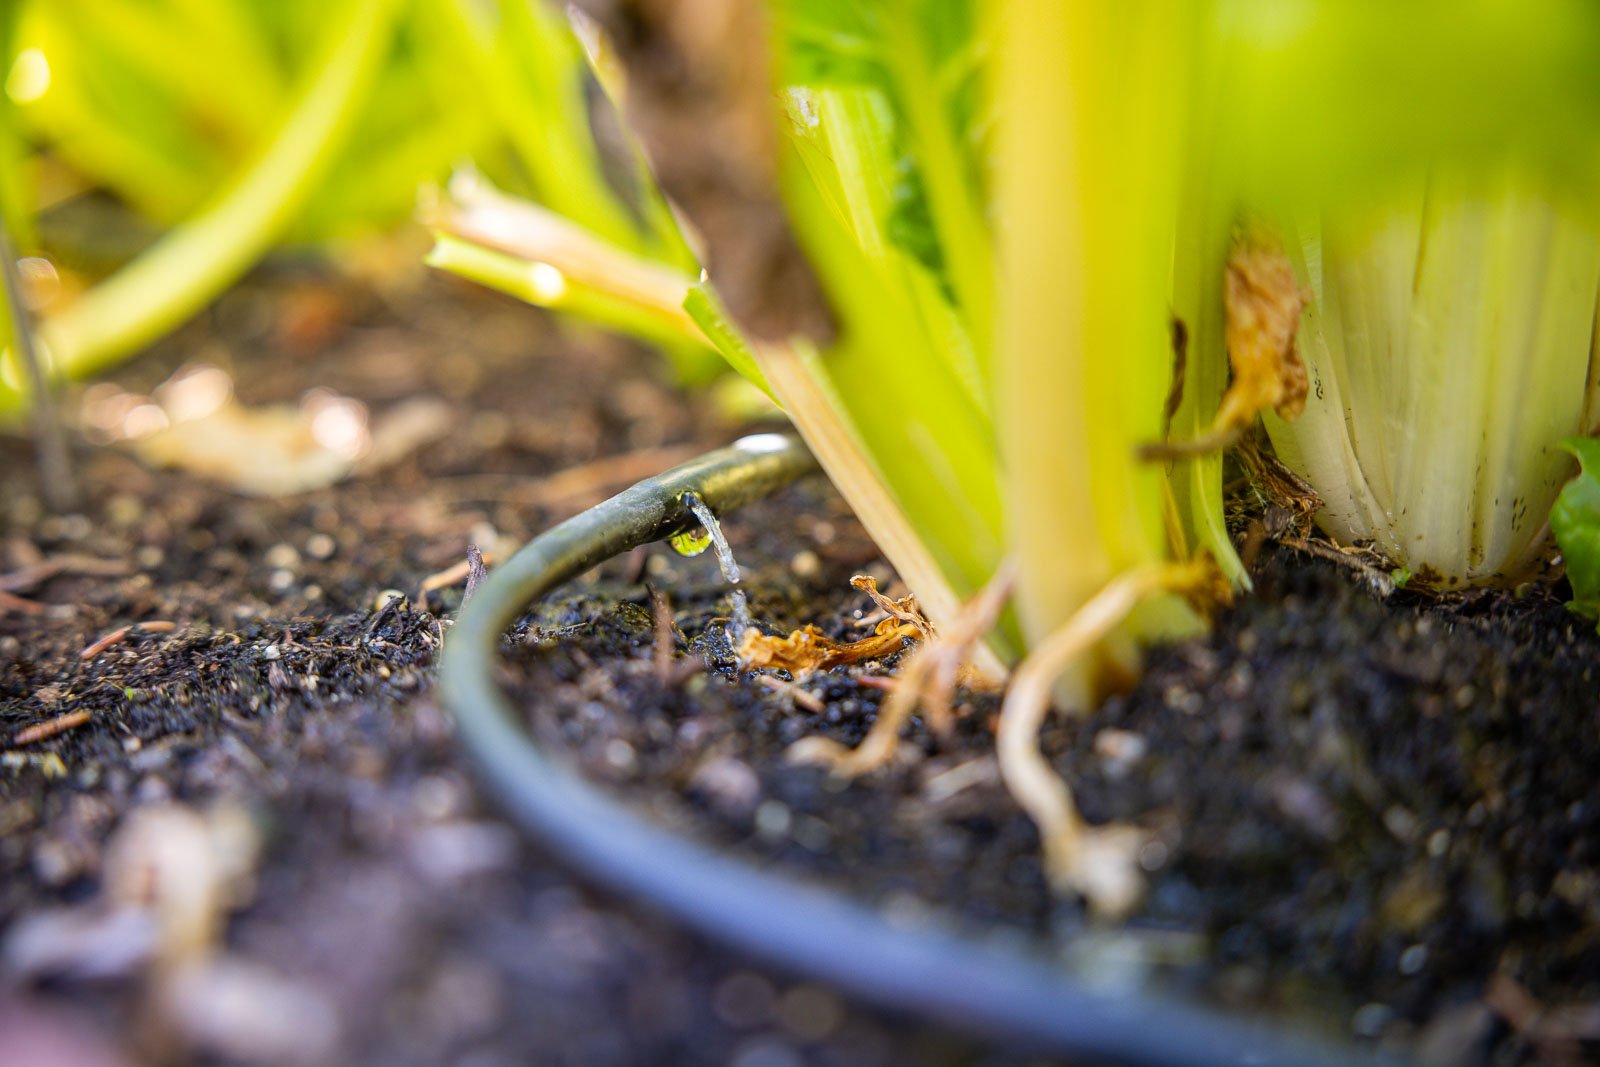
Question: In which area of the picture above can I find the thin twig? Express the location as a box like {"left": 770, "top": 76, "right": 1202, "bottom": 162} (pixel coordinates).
{"left": 755, "top": 673, "right": 825, "bottom": 713}
{"left": 0, "top": 589, "right": 47, "bottom": 615}
{"left": 460, "top": 544, "right": 487, "bottom": 608}
{"left": 418, "top": 548, "right": 500, "bottom": 607}
{"left": 0, "top": 224, "right": 76, "bottom": 512}
{"left": 0, "top": 555, "right": 132, "bottom": 594}
{"left": 79, "top": 620, "right": 177, "bottom": 660}
{"left": 9, "top": 709, "right": 90, "bottom": 747}
{"left": 648, "top": 584, "right": 676, "bottom": 684}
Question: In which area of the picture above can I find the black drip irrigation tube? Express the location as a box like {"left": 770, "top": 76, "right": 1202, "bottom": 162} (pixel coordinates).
{"left": 440, "top": 433, "right": 1395, "bottom": 1067}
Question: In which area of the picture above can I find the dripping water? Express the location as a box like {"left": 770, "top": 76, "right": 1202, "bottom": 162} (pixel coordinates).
{"left": 679, "top": 492, "right": 750, "bottom": 645}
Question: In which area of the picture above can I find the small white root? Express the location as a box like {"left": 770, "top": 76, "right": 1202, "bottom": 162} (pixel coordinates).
{"left": 998, "top": 561, "right": 1213, "bottom": 919}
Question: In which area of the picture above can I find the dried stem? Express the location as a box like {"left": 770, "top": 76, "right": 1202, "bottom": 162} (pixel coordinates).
{"left": 0, "top": 225, "right": 77, "bottom": 512}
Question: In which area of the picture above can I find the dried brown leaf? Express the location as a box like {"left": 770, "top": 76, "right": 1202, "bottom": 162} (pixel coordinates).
{"left": 848, "top": 574, "right": 934, "bottom": 640}
{"left": 1217, "top": 230, "right": 1309, "bottom": 430}
{"left": 738, "top": 617, "right": 918, "bottom": 677}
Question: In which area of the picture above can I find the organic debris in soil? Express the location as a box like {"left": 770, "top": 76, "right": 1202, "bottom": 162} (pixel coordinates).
{"left": 737, "top": 616, "right": 919, "bottom": 676}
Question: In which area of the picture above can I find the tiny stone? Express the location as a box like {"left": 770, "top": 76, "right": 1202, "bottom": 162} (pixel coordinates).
{"left": 603, "top": 739, "right": 637, "bottom": 774}
{"left": 262, "top": 644, "right": 281, "bottom": 661}
{"left": 789, "top": 550, "right": 821, "bottom": 579}
{"left": 1352, "top": 1003, "right": 1393, "bottom": 1039}
{"left": 1093, "top": 729, "right": 1147, "bottom": 779}
{"left": 1162, "top": 686, "right": 1202, "bottom": 715}
{"left": 305, "top": 533, "right": 336, "bottom": 560}
{"left": 31, "top": 838, "right": 82, "bottom": 886}
{"left": 754, "top": 801, "right": 791, "bottom": 840}
{"left": 792, "top": 815, "right": 832, "bottom": 852}
{"left": 135, "top": 545, "right": 165, "bottom": 569}
{"left": 135, "top": 775, "right": 171, "bottom": 804}
{"left": 268, "top": 569, "right": 295, "bottom": 593}
{"left": 412, "top": 775, "right": 465, "bottom": 820}
{"left": 1383, "top": 806, "right": 1418, "bottom": 842}
{"left": 1398, "top": 944, "right": 1428, "bottom": 975}
{"left": 105, "top": 495, "right": 143, "bottom": 527}
{"left": 1138, "top": 841, "right": 1170, "bottom": 872}
{"left": 688, "top": 757, "right": 760, "bottom": 819}
{"left": 264, "top": 542, "right": 301, "bottom": 570}
{"left": 1426, "top": 829, "right": 1451, "bottom": 857}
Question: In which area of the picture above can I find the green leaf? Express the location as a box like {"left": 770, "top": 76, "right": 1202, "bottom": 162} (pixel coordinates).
{"left": 773, "top": 0, "right": 989, "bottom": 340}
{"left": 1553, "top": 437, "right": 1600, "bottom": 624}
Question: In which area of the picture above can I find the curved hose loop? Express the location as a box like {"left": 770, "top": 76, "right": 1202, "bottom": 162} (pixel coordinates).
{"left": 440, "top": 432, "right": 1393, "bottom": 1067}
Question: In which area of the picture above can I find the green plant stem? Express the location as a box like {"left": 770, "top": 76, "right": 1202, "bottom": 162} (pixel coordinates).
{"left": 426, "top": 233, "right": 704, "bottom": 356}
{"left": 995, "top": 1, "right": 1200, "bottom": 697}
{"left": 30, "top": 0, "right": 396, "bottom": 391}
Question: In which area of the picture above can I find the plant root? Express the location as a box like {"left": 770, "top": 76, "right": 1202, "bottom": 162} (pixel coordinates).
{"left": 997, "top": 561, "right": 1215, "bottom": 919}
{"left": 787, "top": 564, "right": 1014, "bottom": 776}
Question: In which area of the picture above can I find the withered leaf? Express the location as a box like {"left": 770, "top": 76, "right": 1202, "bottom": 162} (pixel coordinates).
{"left": 738, "top": 617, "right": 919, "bottom": 677}
{"left": 1216, "top": 230, "right": 1309, "bottom": 430}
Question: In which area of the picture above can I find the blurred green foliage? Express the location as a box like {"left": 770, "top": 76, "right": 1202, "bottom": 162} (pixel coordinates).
{"left": 0, "top": 0, "right": 714, "bottom": 418}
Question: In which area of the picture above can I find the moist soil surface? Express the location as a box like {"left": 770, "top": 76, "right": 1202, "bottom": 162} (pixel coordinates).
{"left": 2, "top": 263, "right": 1598, "bottom": 1067}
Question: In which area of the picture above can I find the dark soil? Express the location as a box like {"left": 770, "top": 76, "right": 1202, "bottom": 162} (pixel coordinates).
{"left": 2, "top": 261, "right": 1598, "bottom": 1067}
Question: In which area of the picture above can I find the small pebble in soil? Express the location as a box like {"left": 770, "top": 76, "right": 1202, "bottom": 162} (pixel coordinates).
{"left": 305, "top": 532, "right": 336, "bottom": 560}
{"left": 1092, "top": 728, "right": 1147, "bottom": 780}
{"left": 264, "top": 543, "right": 301, "bottom": 571}
{"left": 1351, "top": 1002, "right": 1394, "bottom": 1039}
{"left": 603, "top": 739, "right": 637, "bottom": 775}
{"left": 754, "top": 801, "right": 791, "bottom": 841}
{"left": 688, "top": 757, "right": 761, "bottom": 819}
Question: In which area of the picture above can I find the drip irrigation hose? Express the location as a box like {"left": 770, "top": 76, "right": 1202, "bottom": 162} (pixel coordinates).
{"left": 440, "top": 432, "right": 1391, "bottom": 1067}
